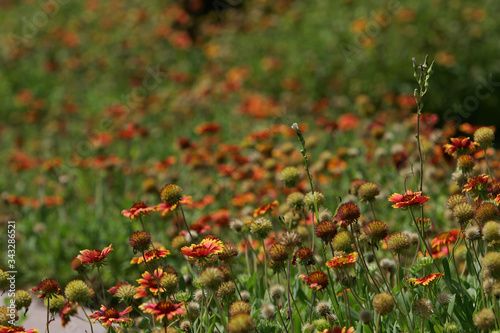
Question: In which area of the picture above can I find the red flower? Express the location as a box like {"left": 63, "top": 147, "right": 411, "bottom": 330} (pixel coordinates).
{"left": 90, "top": 305, "right": 132, "bottom": 328}
{"left": 253, "top": 200, "right": 279, "bottom": 218}
{"left": 130, "top": 247, "right": 170, "bottom": 264}
{"left": 431, "top": 229, "right": 460, "bottom": 252}
{"left": 77, "top": 244, "right": 113, "bottom": 265}
{"left": 30, "top": 279, "right": 61, "bottom": 299}
{"left": 388, "top": 190, "right": 429, "bottom": 208}
{"left": 139, "top": 301, "right": 185, "bottom": 322}
{"left": 135, "top": 269, "right": 165, "bottom": 298}
{"left": 0, "top": 326, "right": 39, "bottom": 333}
{"left": 180, "top": 237, "right": 223, "bottom": 258}
{"left": 443, "top": 137, "right": 478, "bottom": 157}
{"left": 463, "top": 174, "right": 490, "bottom": 196}
{"left": 407, "top": 273, "right": 444, "bottom": 286}
{"left": 156, "top": 196, "right": 192, "bottom": 216}
{"left": 495, "top": 194, "right": 500, "bottom": 206}
{"left": 121, "top": 202, "right": 157, "bottom": 220}
{"left": 326, "top": 252, "right": 358, "bottom": 269}
{"left": 298, "top": 270, "right": 329, "bottom": 290}
{"left": 60, "top": 300, "right": 78, "bottom": 327}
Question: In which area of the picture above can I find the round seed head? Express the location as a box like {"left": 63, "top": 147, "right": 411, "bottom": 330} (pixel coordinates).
{"left": 372, "top": 292, "right": 395, "bottom": 315}
{"left": 260, "top": 303, "right": 275, "bottom": 320}
{"left": 115, "top": 284, "right": 137, "bottom": 301}
{"left": 413, "top": 298, "right": 433, "bottom": 319}
{"left": 229, "top": 301, "right": 251, "bottom": 317}
{"left": 250, "top": 218, "right": 273, "bottom": 240}
{"left": 269, "top": 244, "right": 288, "bottom": 262}
{"left": 483, "top": 221, "right": 500, "bottom": 241}
{"left": 361, "top": 220, "right": 389, "bottom": 241}
{"left": 217, "top": 281, "right": 236, "bottom": 301}
{"left": 180, "top": 320, "right": 192, "bottom": 332}
{"left": 0, "top": 270, "right": 9, "bottom": 290}
{"left": 270, "top": 284, "right": 285, "bottom": 301}
{"left": 465, "top": 226, "right": 481, "bottom": 241}
{"left": 474, "top": 308, "right": 496, "bottom": 330}
{"left": 446, "top": 194, "right": 468, "bottom": 210}
{"left": 171, "top": 234, "right": 188, "bottom": 250}
{"left": 379, "top": 258, "right": 396, "bottom": 273}
{"left": 160, "top": 273, "right": 179, "bottom": 295}
{"left": 359, "top": 309, "right": 373, "bottom": 324}
{"left": 437, "top": 292, "right": 452, "bottom": 306}
{"left": 358, "top": 182, "right": 380, "bottom": 202}
{"left": 336, "top": 202, "right": 361, "bottom": 222}
{"left": 44, "top": 294, "right": 66, "bottom": 313}
{"left": 315, "top": 301, "right": 331, "bottom": 316}
{"left": 197, "top": 267, "right": 224, "bottom": 290}
{"left": 13, "top": 290, "right": 32, "bottom": 310}
{"left": 160, "top": 184, "right": 183, "bottom": 205}
{"left": 318, "top": 209, "right": 333, "bottom": 222}
{"left": 240, "top": 290, "right": 251, "bottom": 302}
{"left": 349, "top": 179, "right": 367, "bottom": 196}
{"left": 387, "top": 232, "right": 411, "bottom": 255}
{"left": 315, "top": 220, "right": 337, "bottom": 243}
{"left": 474, "top": 127, "right": 495, "bottom": 149}
{"left": 279, "top": 231, "right": 302, "bottom": 254}
{"left": 482, "top": 251, "right": 500, "bottom": 278}
{"left": 227, "top": 313, "right": 255, "bottom": 333}
{"left": 332, "top": 230, "right": 354, "bottom": 253}
{"left": 457, "top": 154, "right": 475, "bottom": 173}
{"left": 280, "top": 167, "right": 300, "bottom": 188}
{"left": 129, "top": 231, "right": 152, "bottom": 253}
{"left": 0, "top": 306, "right": 18, "bottom": 324}
{"left": 452, "top": 202, "right": 475, "bottom": 224}
{"left": 65, "top": 280, "right": 94, "bottom": 304}
{"left": 476, "top": 203, "right": 499, "bottom": 223}
{"left": 304, "top": 191, "right": 325, "bottom": 211}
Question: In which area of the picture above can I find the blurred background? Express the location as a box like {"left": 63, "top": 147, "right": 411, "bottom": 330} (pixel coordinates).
{"left": 1, "top": 0, "right": 500, "bottom": 286}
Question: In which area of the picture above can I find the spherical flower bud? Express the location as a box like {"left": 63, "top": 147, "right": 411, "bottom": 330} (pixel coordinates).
{"left": 229, "top": 301, "right": 251, "bottom": 317}
{"left": 0, "top": 306, "right": 18, "bottom": 324}
{"left": 0, "top": 270, "right": 9, "bottom": 290}
{"left": 227, "top": 313, "right": 255, "bottom": 333}
{"left": 240, "top": 290, "right": 250, "bottom": 302}
{"left": 336, "top": 202, "right": 361, "bottom": 222}
{"left": 65, "top": 280, "right": 94, "bottom": 304}
{"left": 219, "top": 243, "right": 239, "bottom": 264}
{"left": 198, "top": 267, "right": 224, "bottom": 290}
{"left": 160, "top": 273, "right": 179, "bottom": 295}
{"left": 318, "top": 209, "right": 333, "bottom": 222}
{"left": 476, "top": 203, "right": 499, "bottom": 223}
{"left": 474, "top": 127, "right": 495, "bottom": 149}
{"left": 413, "top": 298, "right": 433, "bottom": 319}
{"left": 372, "top": 292, "right": 395, "bottom": 315}
{"left": 437, "top": 292, "right": 452, "bottom": 306}
{"left": 359, "top": 309, "right": 373, "bottom": 324}
{"left": 217, "top": 281, "right": 236, "bottom": 301}
{"left": 312, "top": 318, "right": 330, "bottom": 331}
{"left": 304, "top": 191, "right": 325, "bottom": 211}
{"left": 483, "top": 221, "right": 500, "bottom": 241}
{"left": 260, "top": 303, "right": 275, "bottom": 320}
{"left": 129, "top": 231, "right": 152, "bottom": 253}
{"left": 44, "top": 294, "right": 66, "bottom": 313}
{"left": 315, "top": 220, "right": 337, "bottom": 243}
{"left": 13, "top": 290, "right": 32, "bottom": 310}
{"left": 380, "top": 258, "right": 396, "bottom": 273}
{"left": 444, "top": 323, "right": 460, "bottom": 333}
{"left": 361, "top": 220, "right": 389, "bottom": 241}
{"left": 315, "top": 301, "right": 331, "bottom": 316}
{"left": 270, "top": 284, "right": 285, "bottom": 301}
{"left": 287, "top": 192, "right": 305, "bottom": 211}
{"left": 115, "top": 284, "right": 137, "bottom": 301}
{"left": 452, "top": 202, "right": 475, "bottom": 224}
{"left": 186, "top": 301, "right": 201, "bottom": 320}
{"left": 474, "top": 308, "right": 496, "bottom": 330}
{"left": 269, "top": 244, "right": 288, "bottom": 262}
{"left": 280, "top": 167, "right": 300, "bottom": 188}
{"left": 358, "top": 182, "right": 380, "bottom": 202}
{"left": 160, "top": 184, "right": 183, "bottom": 205}
{"left": 332, "top": 230, "right": 354, "bottom": 253}
{"left": 446, "top": 194, "right": 468, "bottom": 210}
{"left": 350, "top": 179, "right": 367, "bottom": 196}
{"left": 482, "top": 251, "right": 500, "bottom": 278}
{"left": 279, "top": 231, "right": 303, "bottom": 254}
{"left": 465, "top": 226, "right": 481, "bottom": 241}
{"left": 180, "top": 320, "right": 192, "bottom": 332}
{"left": 387, "top": 232, "right": 410, "bottom": 255}
{"left": 250, "top": 218, "right": 273, "bottom": 240}
{"left": 268, "top": 259, "right": 286, "bottom": 272}
{"left": 457, "top": 155, "right": 475, "bottom": 173}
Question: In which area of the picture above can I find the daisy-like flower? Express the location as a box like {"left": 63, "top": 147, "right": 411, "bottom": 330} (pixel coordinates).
{"left": 59, "top": 300, "right": 78, "bottom": 327}
{"left": 135, "top": 268, "right": 165, "bottom": 298}
{"left": 130, "top": 247, "right": 170, "bottom": 264}
{"left": 443, "top": 137, "right": 478, "bottom": 157}
{"left": 30, "top": 279, "right": 61, "bottom": 299}
{"left": 180, "top": 237, "right": 223, "bottom": 259}
{"left": 431, "top": 229, "right": 460, "bottom": 252}
{"left": 463, "top": 174, "right": 490, "bottom": 197}
{"left": 495, "top": 194, "right": 500, "bottom": 206}
{"left": 407, "top": 273, "right": 444, "bottom": 287}
{"left": 253, "top": 200, "right": 279, "bottom": 218}
{"left": 139, "top": 301, "right": 185, "bottom": 322}
{"left": 156, "top": 196, "right": 193, "bottom": 216}
{"left": 90, "top": 305, "right": 132, "bottom": 328}
{"left": 388, "top": 190, "right": 429, "bottom": 209}
{"left": 121, "top": 202, "right": 157, "bottom": 220}
{"left": 0, "top": 326, "right": 39, "bottom": 333}
{"left": 298, "top": 270, "right": 328, "bottom": 290}
{"left": 318, "top": 327, "right": 355, "bottom": 333}
{"left": 77, "top": 244, "right": 113, "bottom": 266}
{"left": 326, "top": 252, "right": 358, "bottom": 270}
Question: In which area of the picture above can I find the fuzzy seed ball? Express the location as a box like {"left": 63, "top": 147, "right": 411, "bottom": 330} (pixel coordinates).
{"left": 279, "top": 230, "right": 303, "bottom": 253}
{"left": 198, "top": 267, "right": 224, "bottom": 290}
{"left": 332, "top": 230, "right": 354, "bottom": 253}
{"left": 315, "top": 220, "right": 337, "bottom": 243}
{"left": 129, "top": 230, "right": 152, "bottom": 253}
{"left": 465, "top": 226, "right": 481, "bottom": 241}
{"left": 270, "top": 284, "right": 285, "bottom": 301}
{"left": 287, "top": 192, "right": 305, "bottom": 211}
{"left": 219, "top": 243, "right": 239, "bottom": 264}
{"left": 349, "top": 179, "right": 367, "bottom": 196}
{"left": 304, "top": 191, "right": 325, "bottom": 211}
{"left": 160, "top": 273, "right": 179, "bottom": 295}
{"left": 387, "top": 232, "right": 411, "bottom": 255}
{"left": 186, "top": 301, "right": 201, "bottom": 320}
{"left": 483, "top": 221, "right": 500, "bottom": 241}
{"left": 446, "top": 194, "right": 468, "bottom": 210}
{"left": 457, "top": 154, "right": 475, "bottom": 173}
{"left": 413, "top": 298, "right": 433, "bottom": 319}
{"left": 476, "top": 203, "right": 499, "bottom": 223}
{"left": 444, "top": 323, "right": 460, "bottom": 333}
{"left": 0, "top": 306, "right": 18, "bottom": 324}
{"left": 180, "top": 320, "right": 192, "bottom": 332}
{"left": 44, "top": 294, "right": 66, "bottom": 313}
{"left": 160, "top": 184, "right": 183, "bottom": 205}
{"left": 437, "top": 292, "right": 453, "bottom": 306}
{"left": 361, "top": 220, "right": 389, "bottom": 241}
{"left": 372, "top": 292, "right": 395, "bottom": 315}
{"left": 453, "top": 202, "right": 475, "bottom": 224}
{"left": 474, "top": 127, "right": 495, "bottom": 149}
{"left": 313, "top": 318, "right": 330, "bottom": 331}
{"left": 193, "top": 290, "right": 206, "bottom": 303}
{"left": 318, "top": 209, "right": 333, "bottom": 222}
{"left": 239, "top": 290, "right": 250, "bottom": 302}
{"left": 0, "top": 270, "right": 9, "bottom": 290}
{"left": 115, "top": 284, "right": 137, "bottom": 300}
{"left": 337, "top": 202, "right": 361, "bottom": 222}
{"left": 280, "top": 167, "right": 300, "bottom": 188}
{"left": 260, "top": 303, "right": 275, "bottom": 320}
{"left": 302, "top": 323, "right": 315, "bottom": 333}
{"left": 482, "top": 252, "right": 500, "bottom": 278}
{"left": 315, "top": 301, "right": 331, "bottom": 316}
{"left": 359, "top": 309, "right": 373, "bottom": 324}
{"left": 217, "top": 281, "right": 236, "bottom": 300}
{"left": 250, "top": 218, "right": 273, "bottom": 240}
{"left": 358, "top": 182, "right": 380, "bottom": 202}
{"left": 380, "top": 258, "right": 396, "bottom": 273}
{"left": 227, "top": 313, "right": 255, "bottom": 333}
{"left": 13, "top": 290, "right": 32, "bottom": 310}
{"left": 474, "top": 308, "right": 496, "bottom": 330}
{"left": 269, "top": 244, "right": 288, "bottom": 262}
{"left": 65, "top": 280, "right": 94, "bottom": 304}
{"left": 229, "top": 301, "right": 251, "bottom": 317}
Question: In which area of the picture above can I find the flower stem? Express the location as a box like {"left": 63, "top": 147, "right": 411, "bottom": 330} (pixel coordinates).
{"left": 286, "top": 258, "right": 295, "bottom": 333}
{"left": 96, "top": 267, "right": 107, "bottom": 305}
{"left": 81, "top": 307, "right": 95, "bottom": 333}
{"left": 46, "top": 297, "right": 51, "bottom": 333}
{"left": 309, "top": 290, "right": 316, "bottom": 323}
{"left": 179, "top": 205, "right": 194, "bottom": 241}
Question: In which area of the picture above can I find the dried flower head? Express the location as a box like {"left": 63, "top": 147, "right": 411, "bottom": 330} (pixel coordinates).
{"left": 287, "top": 192, "right": 305, "bottom": 211}
{"left": 446, "top": 194, "right": 468, "bottom": 210}
{"left": 358, "top": 182, "right": 380, "bottom": 202}
{"left": 361, "top": 220, "right": 389, "bottom": 242}
{"left": 413, "top": 298, "right": 433, "bottom": 319}
{"left": 270, "top": 284, "right": 285, "bottom": 301}
{"left": 318, "top": 209, "right": 333, "bottom": 221}
{"left": 372, "top": 292, "right": 394, "bottom": 315}
{"left": 386, "top": 232, "right": 410, "bottom": 255}
{"left": 227, "top": 313, "right": 255, "bottom": 333}
{"left": 197, "top": 267, "right": 224, "bottom": 290}
{"left": 129, "top": 231, "right": 152, "bottom": 253}
{"left": 292, "top": 247, "right": 315, "bottom": 267}
{"left": 160, "top": 273, "right": 179, "bottom": 295}
{"left": 475, "top": 203, "right": 499, "bottom": 223}
{"left": 437, "top": 292, "right": 453, "bottom": 306}
{"left": 250, "top": 218, "right": 273, "bottom": 240}
{"left": 336, "top": 202, "right": 361, "bottom": 222}
{"left": 31, "top": 279, "right": 61, "bottom": 299}
{"left": 332, "top": 231, "right": 354, "bottom": 253}
{"left": 359, "top": 309, "right": 373, "bottom": 324}
{"left": 474, "top": 127, "right": 495, "bottom": 149}
{"left": 482, "top": 252, "right": 500, "bottom": 278}
{"left": 304, "top": 191, "right": 325, "bottom": 211}
{"left": 218, "top": 243, "right": 239, "bottom": 264}
{"left": 229, "top": 301, "right": 251, "bottom": 317}
{"left": 465, "top": 226, "right": 481, "bottom": 241}
{"left": 279, "top": 231, "right": 302, "bottom": 254}
{"left": 315, "top": 220, "right": 337, "bottom": 243}
{"left": 260, "top": 303, "right": 275, "bottom": 320}
{"left": 269, "top": 244, "right": 288, "bottom": 262}
{"left": 457, "top": 154, "right": 475, "bottom": 173}
{"left": 483, "top": 221, "right": 500, "bottom": 241}
{"left": 474, "top": 308, "right": 496, "bottom": 330}
{"left": 280, "top": 167, "right": 300, "bottom": 188}
{"left": 452, "top": 202, "right": 475, "bottom": 224}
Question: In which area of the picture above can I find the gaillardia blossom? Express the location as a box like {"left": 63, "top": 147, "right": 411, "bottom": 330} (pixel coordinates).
{"left": 180, "top": 237, "right": 223, "bottom": 258}
{"left": 443, "top": 137, "right": 478, "bottom": 157}
{"left": 130, "top": 247, "right": 170, "bottom": 264}
{"left": 139, "top": 301, "right": 185, "bottom": 322}
{"left": 298, "top": 270, "right": 328, "bottom": 290}
{"left": 326, "top": 252, "right": 358, "bottom": 269}
{"left": 253, "top": 200, "right": 279, "bottom": 218}
{"left": 90, "top": 305, "right": 132, "bottom": 328}
{"left": 135, "top": 268, "right": 166, "bottom": 298}
{"left": 77, "top": 244, "right": 113, "bottom": 266}
{"left": 407, "top": 273, "right": 443, "bottom": 287}
{"left": 121, "top": 202, "right": 157, "bottom": 220}
{"left": 388, "top": 190, "right": 429, "bottom": 208}
{"left": 156, "top": 196, "right": 193, "bottom": 216}
{"left": 0, "top": 326, "right": 39, "bottom": 333}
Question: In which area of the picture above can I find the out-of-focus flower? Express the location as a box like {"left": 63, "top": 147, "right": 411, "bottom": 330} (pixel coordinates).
{"left": 326, "top": 252, "right": 358, "bottom": 269}
{"left": 443, "top": 137, "right": 478, "bottom": 157}
{"left": 463, "top": 174, "right": 490, "bottom": 197}
{"left": 30, "top": 279, "right": 61, "bottom": 299}
{"left": 89, "top": 305, "right": 132, "bottom": 328}
{"left": 180, "top": 237, "right": 223, "bottom": 259}
{"left": 77, "top": 245, "right": 113, "bottom": 266}
{"left": 156, "top": 196, "right": 192, "bottom": 216}
{"left": 139, "top": 301, "right": 184, "bottom": 322}
{"left": 0, "top": 326, "right": 39, "bottom": 333}
{"left": 388, "top": 190, "right": 429, "bottom": 208}
{"left": 298, "top": 270, "right": 328, "bottom": 290}
{"left": 407, "top": 273, "right": 443, "bottom": 287}
{"left": 121, "top": 202, "right": 157, "bottom": 220}
{"left": 253, "top": 200, "right": 279, "bottom": 218}
{"left": 431, "top": 229, "right": 460, "bottom": 252}
{"left": 130, "top": 247, "right": 170, "bottom": 264}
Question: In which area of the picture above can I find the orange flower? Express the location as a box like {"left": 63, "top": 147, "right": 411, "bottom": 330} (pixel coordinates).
{"left": 253, "top": 200, "right": 279, "bottom": 218}
{"left": 130, "top": 247, "right": 170, "bottom": 264}
{"left": 121, "top": 202, "right": 157, "bottom": 220}
{"left": 0, "top": 326, "right": 39, "bottom": 333}
{"left": 77, "top": 244, "right": 113, "bottom": 265}
{"left": 463, "top": 174, "right": 490, "bottom": 196}
{"left": 337, "top": 114, "right": 359, "bottom": 131}
{"left": 495, "top": 194, "right": 500, "bottom": 206}
{"left": 139, "top": 301, "right": 184, "bottom": 322}
{"left": 298, "top": 270, "right": 328, "bottom": 290}
{"left": 90, "top": 305, "right": 132, "bottom": 328}
{"left": 443, "top": 137, "right": 478, "bottom": 157}
{"left": 431, "top": 229, "right": 460, "bottom": 252}
{"left": 388, "top": 190, "right": 429, "bottom": 208}
{"left": 326, "top": 252, "right": 358, "bottom": 269}
{"left": 407, "top": 273, "right": 443, "bottom": 286}
{"left": 180, "top": 237, "right": 223, "bottom": 258}
{"left": 135, "top": 269, "right": 165, "bottom": 298}
{"left": 156, "top": 196, "right": 192, "bottom": 216}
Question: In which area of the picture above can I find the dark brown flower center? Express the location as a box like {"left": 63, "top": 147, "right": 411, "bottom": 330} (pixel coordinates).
{"left": 103, "top": 308, "right": 120, "bottom": 318}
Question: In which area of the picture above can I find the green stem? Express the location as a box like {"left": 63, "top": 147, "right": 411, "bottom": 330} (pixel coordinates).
{"left": 179, "top": 205, "right": 194, "bottom": 240}
{"left": 96, "top": 267, "right": 107, "bottom": 305}
{"left": 309, "top": 290, "right": 317, "bottom": 323}
{"left": 286, "top": 258, "right": 295, "bottom": 333}
{"left": 81, "top": 307, "right": 95, "bottom": 333}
